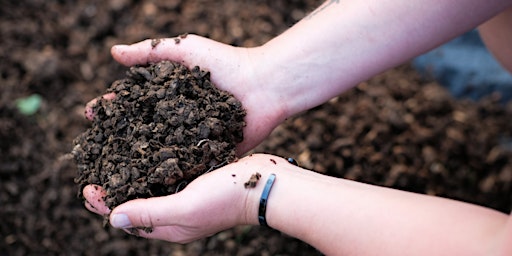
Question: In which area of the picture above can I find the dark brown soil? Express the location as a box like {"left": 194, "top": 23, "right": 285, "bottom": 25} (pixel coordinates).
{"left": 2, "top": 1, "right": 512, "bottom": 256}
{"left": 73, "top": 61, "right": 245, "bottom": 208}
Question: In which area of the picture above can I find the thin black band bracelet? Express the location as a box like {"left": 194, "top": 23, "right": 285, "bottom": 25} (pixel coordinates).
{"left": 258, "top": 173, "right": 276, "bottom": 227}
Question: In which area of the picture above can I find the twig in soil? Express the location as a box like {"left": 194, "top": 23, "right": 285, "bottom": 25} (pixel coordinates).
{"left": 204, "top": 160, "right": 228, "bottom": 174}
{"left": 196, "top": 139, "right": 210, "bottom": 147}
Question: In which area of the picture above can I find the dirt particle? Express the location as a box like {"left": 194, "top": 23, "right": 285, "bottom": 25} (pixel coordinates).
{"left": 174, "top": 38, "right": 180, "bottom": 44}
{"left": 179, "top": 33, "right": 188, "bottom": 39}
{"left": 270, "top": 159, "right": 276, "bottom": 164}
{"left": 141, "top": 227, "right": 153, "bottom": 233}
{"left": 151, "top": 38, "right": 161, "bottom": 48}
{"left": 244, "top": 172, "right": 261, "bottom": 188}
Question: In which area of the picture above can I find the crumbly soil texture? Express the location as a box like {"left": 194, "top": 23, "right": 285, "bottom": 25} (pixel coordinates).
{"left": 3, "top": 1, "right": 512, "bottom": 255}
{"left": 73, "top": 61, "right": 246, "bottom": 208}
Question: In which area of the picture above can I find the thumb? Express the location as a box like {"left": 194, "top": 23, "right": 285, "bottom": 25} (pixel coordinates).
{"left": 110, "top": 34, "right": 223, "bottom": 67}
{"left": 109, "top": 195, "right": 187, "bottom": 229}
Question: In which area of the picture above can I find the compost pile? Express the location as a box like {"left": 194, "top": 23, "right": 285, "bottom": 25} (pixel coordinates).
{"left": 73, "top": 61, "right": 245, "bottom": 208}
{"left": 2, "top": 1, "right": 512, "bottom": 256}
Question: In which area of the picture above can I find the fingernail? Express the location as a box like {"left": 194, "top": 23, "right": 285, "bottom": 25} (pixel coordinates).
{"left": 110, "top": 214, "right": 132, "bottom": 228}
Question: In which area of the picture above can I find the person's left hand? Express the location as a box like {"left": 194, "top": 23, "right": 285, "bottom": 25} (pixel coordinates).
{"left": 99, "top": 35, "right": 288, "bottom": 154}
{"left": 83, "top": 154, "right": 275, "bottom": 243}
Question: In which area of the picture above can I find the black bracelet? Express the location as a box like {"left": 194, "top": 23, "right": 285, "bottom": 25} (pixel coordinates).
{"left": 258, "top": 173, "right": 276, "bottom": 227}
{"left": 286, "top": 157, "right": 299, "bottom": 166}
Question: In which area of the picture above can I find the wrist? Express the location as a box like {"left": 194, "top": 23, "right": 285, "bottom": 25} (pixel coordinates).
{"left": 233, "top": 154, "right": 297, "bottom": 227}
{"left": 228, "top": 47, "right": 289, "bottom": 154}
{"left": 230, "top": 154, "right": 275, "bottom": 226}
{"left": 255, "top": 36, "right": 345, "bottom": 118}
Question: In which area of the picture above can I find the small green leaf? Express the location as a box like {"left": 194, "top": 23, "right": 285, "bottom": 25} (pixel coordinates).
{"left": 15, "top": 94, "right": 42, "bottom": 116}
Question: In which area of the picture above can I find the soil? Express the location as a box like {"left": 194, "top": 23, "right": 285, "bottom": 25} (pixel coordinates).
{"left": 2, "top": 1, "right": 512, "bottom": 256}
{"left": 73, "top": 61, "right": 245, "bottom": 208}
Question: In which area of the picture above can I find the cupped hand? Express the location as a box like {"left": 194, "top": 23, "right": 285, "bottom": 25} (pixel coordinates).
{"left": 104, "top": 35, "right": 286, "bottom": 154}
{"left": 81, "top": 36, "right": 291, "bottom": 241}
{"left": 83, "top": 154, "right": 274, "bottom": 243}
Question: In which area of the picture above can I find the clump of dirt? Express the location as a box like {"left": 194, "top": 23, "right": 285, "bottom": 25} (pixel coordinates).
{"left": 72, "top": 61, "right": 246, "bottom": 208}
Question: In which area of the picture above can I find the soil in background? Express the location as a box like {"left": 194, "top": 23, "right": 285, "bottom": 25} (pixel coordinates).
{"left": 2, "top": 1, "right": 512, "bottom": 255}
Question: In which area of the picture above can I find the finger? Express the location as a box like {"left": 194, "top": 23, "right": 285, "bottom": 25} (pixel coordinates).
{"left": 122, "top": 225, "right": 214, "bottom": 244}
{"left": 84, "top": 93, "right": 116, "bottom": 120}
{"left": 84, "top": 200, "right": 104, "bottom": 215}
{"left": 110, "top": 35, "right": 223, "bottom": 67}
{"left": 108, "top": 195, "right": 187, "bottom": 229}
{"left": 83, "top": 184, "right": 111, "bottom": 215}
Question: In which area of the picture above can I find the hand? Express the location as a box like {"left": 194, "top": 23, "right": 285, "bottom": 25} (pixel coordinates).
{"left": 81, "top": 36, "right": 291, "bottom": 241}
{"left": 83, "top": 154, "right": 274, "bottom": 243}
{"left": 96, "top": 35, "right": 288, "bottom": 154}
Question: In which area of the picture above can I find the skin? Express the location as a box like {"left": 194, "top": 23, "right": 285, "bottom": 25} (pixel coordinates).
{"left": 85, "top": 154, "right": 512, "bottom": 255}
{"left": 82, "top": 0, "right": 512, "bottom": 254}
{"left": 479, "top": 6, "right": 512, "bottom": 72}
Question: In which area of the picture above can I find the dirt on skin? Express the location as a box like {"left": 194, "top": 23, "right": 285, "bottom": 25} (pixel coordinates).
{"left": 72, "top": 61, "right": 246, "bottom": 208}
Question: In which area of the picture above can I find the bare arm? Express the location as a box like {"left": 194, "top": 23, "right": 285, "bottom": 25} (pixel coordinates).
{"left": 93, "top": 154, "right": 512, "bottom": 255}
{"left": 254, "top": 0, "right": 512, "bottom": 118}
{"left": 83, "top": 2, "right": 512, "bottom": 252}
{"left": 243, "top": 155, "right": 510, "bottom": 255}
{"left": 105, "top": 1, "right": 512, "bottom": 154}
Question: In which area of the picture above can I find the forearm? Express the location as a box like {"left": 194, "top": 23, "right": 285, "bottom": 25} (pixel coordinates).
{"left": 254, "top": 0, "right": 512, "bottom": 118}
{"left": 244, "top": 155, "right": 508, "bottom": 255}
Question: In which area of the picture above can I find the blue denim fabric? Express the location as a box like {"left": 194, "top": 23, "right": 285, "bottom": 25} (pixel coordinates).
{"left": 413, "top": 30, "right": 512, "bottom": 101}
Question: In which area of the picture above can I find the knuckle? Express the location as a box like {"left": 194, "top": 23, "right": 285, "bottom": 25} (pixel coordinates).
{"left": 137, "top": 208, "right": 154, "bottom": 228}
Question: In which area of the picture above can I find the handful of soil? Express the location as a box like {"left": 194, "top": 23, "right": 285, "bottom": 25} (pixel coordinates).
{"left": 72, "top": 61, "right": 246, "bottom": 208}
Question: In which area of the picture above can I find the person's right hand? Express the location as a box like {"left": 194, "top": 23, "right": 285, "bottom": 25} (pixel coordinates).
{"left": 98, "top": 35, "right": 288, "bottom": 154}
{"left": 83, "top": 154, "right": 286, "bottom": 244}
